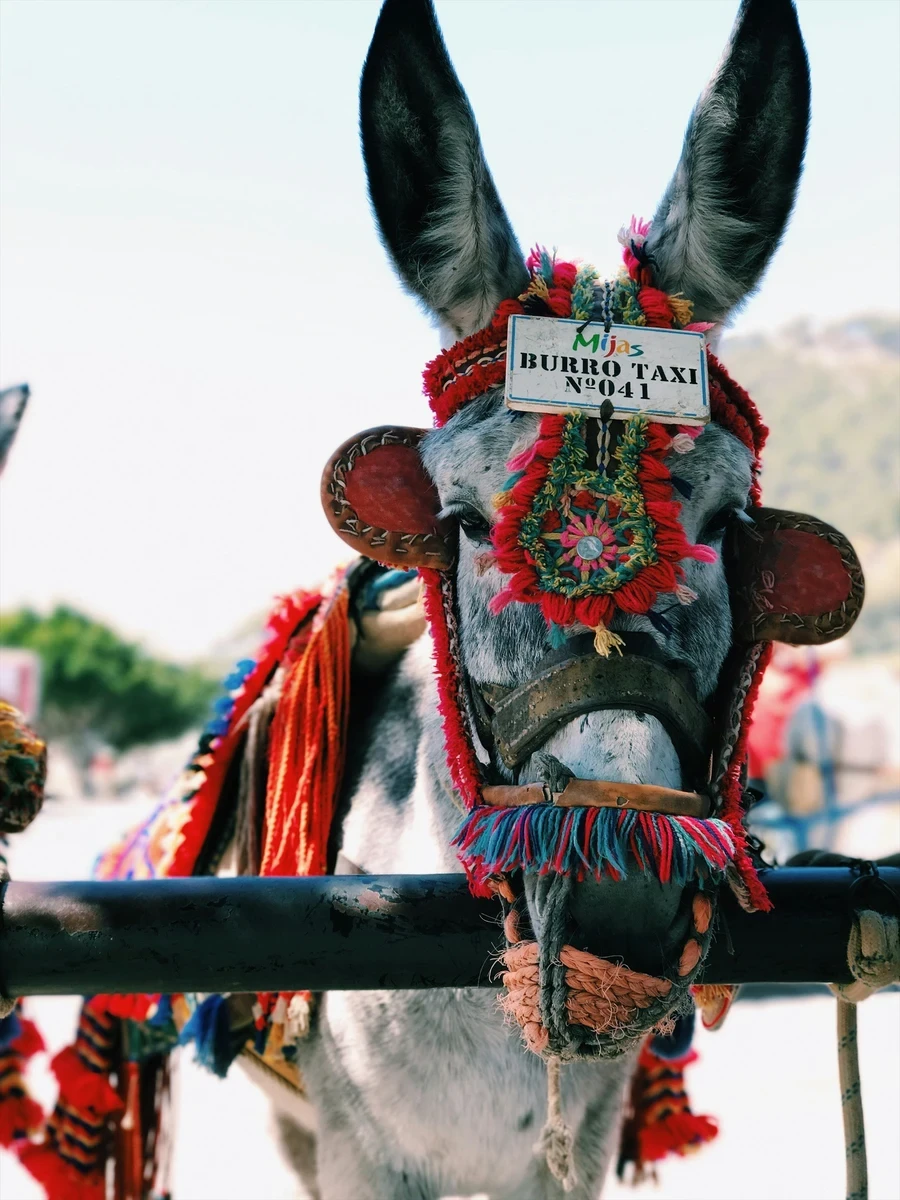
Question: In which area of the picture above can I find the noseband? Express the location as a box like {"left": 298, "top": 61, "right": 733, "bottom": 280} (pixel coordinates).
{"left": 467, "top": 628, "right": 715, "bottom": 817}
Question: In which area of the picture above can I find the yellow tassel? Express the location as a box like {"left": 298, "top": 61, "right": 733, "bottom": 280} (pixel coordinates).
{"left": 592, "top": 624, "right": 625, "bottom": 657}
{"left": 668, "top": 294, "right": 694, "bottom": 327}
{"left": 492, "top": 489, "right": 513, "bottom": 510}
{"left": 522, "top": 275, "right": 550, "bottom": 302}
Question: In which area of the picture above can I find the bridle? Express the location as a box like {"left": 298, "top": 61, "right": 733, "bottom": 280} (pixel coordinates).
{"left": 466, "top": 628, "right": 715, "bottom": 819}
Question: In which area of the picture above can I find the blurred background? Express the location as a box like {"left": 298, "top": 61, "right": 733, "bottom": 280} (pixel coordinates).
{"left": 1, "top": 2, "right": 898, "bottom": 1198}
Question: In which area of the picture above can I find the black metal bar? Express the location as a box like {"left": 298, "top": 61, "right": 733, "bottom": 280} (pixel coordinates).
{"left": 1, "top": 868, "right": 897, "bottom": 997}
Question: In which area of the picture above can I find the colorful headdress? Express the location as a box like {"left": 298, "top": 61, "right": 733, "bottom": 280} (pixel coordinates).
{"left": 420, "top": 221, "right": 771, "bottom": 909}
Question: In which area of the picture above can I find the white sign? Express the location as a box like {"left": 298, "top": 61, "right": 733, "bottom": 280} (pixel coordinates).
{"left": 505, "top": 315, "right": 709, "bottom": 424}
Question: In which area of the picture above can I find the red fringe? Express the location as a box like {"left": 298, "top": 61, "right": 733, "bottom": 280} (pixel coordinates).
{"left": 490, "top": 404, "right": 714, "bottom": 631}
{"left": 51, "top": 1046, "right": 123, "bottom": 1117}
{"left": 0, "top": 1091, "right": 43, "bottom": 1146}
{"left": 97, "top": 993, "right": 158, "bottom": 1022}
{"left": 18, "top": 1140, "right": 107, "bottom": 1200}
{"left": 718, "top": 641, "right": 775, "bottom": 911}
{"left": 10, "top": 1017, "right": 45, "bottom": 1059}
{"left": 423, "top": 302, "right": 522, "bottom": 426}
{"left": 638, "top": 1110, "right": 719, "bottom": 1163}
{"left": 260, "top": 581, "right": 351, "bottom": 877}
{"left": 0, "top": 1047, "right": 44, "bottom": 1145}
{"left": 618, "top": 1042, "right": 718, "bottom": 1180}
{"left": 419, "top": 569, "right": 483, "bottom": 813}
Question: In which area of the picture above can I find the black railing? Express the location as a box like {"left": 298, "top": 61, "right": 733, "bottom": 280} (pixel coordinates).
{"left": 2, "top": 867, "right": 897, "bottom": 996}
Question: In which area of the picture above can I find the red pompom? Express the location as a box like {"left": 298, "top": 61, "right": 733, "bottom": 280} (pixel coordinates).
{"left": 18, "top": 1142, "right": 107, "bottom": 1200}
{"left": 0, "top": 1090, "right": 44, "bottom": 1146}
{"left": 51, "top": 1047, "right": 123, "bottom": 1117}
{"left": 10, "top": 1018, "right": 45, "bottom": 1060}
{"left": 637, "top": 1110, "right": 719, "bottom": 1163}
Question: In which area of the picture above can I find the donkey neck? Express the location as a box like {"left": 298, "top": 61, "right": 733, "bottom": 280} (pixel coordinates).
{"left": 337, "top": 635, "right": 467, "bottom": 877}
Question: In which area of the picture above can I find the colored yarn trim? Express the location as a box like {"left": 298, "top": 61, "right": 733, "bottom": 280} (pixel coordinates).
{"left": 19, "top": 1123, "right": 108, "bottom": 1200}
{"left": 490, "top": 411, "right": 720, "bottom": 635}
{"left": 0, "top": 1005, "right": 45, "bottom": 1148}
{"left": 18, "top": 998, "right": 122, "bottom": 1200}
{"left": 717, "top": 640, "right": 775, "bottom": 912}
{"left": 50, "top": 1008, "right": 122, "bottom": 1118}
{"left": 617, "top": 1043, "right": 718, "bottom": 1182}
{"left": 255, "top": 576, "right": 351, "bottom": 1046}
{"left": 419, "top": 568, "right": 484, "bottom": 812}
{"left": 0, "top": 1050, "right": 44, "bottom": 1145}
{"left": 453, "top": 804, "right": 735, "bottom": 892}
{"left": 260, "top": 578, "right": 351, "bottom": 877}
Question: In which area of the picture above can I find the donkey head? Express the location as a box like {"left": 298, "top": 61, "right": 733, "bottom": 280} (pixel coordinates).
{"left": 354, "top": 0, "right": 810, "bottom": 1054}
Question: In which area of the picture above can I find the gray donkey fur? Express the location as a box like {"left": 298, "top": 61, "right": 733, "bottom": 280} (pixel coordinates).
{"left": 247, "top": 3, "right": 809, "bottom": 1197}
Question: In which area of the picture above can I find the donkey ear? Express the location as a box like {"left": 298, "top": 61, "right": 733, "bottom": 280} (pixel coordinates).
{"left": 0, "top": 383, "right": 30, "bottom": 475}
{"left": 321, "top": 426, "right": 455, "bottom": 570}
{"left": 360, "top": 0, "right": 527, "bottom": 339}
{"left": 645, "top": 0, "right": 810, "bottom": 323}
{"left": 727, "top": 508, "right": 864, "bottom": 645}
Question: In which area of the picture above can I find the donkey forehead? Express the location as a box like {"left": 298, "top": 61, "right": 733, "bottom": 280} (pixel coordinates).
{"left": 422, "top": 394, "right": 753, "bottom": 516}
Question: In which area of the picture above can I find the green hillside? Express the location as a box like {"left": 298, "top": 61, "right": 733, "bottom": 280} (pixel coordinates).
{"left": 720, "top": 314, "right": 900, "bottom": 652}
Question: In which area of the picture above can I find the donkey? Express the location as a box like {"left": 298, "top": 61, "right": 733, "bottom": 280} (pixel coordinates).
{"left": 256, "top": 1, "right": 811, "bottom": 1196}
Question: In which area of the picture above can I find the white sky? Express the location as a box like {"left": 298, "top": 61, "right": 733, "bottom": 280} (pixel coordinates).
{"left": 1, "top": 0, "right": 898, "bottom": 660}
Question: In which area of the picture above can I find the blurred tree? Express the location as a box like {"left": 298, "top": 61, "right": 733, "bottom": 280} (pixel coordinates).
{"left": 0, "top": 606, "right": 217, "bottom": 775}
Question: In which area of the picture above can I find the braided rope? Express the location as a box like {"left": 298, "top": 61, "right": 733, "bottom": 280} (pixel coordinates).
{"left": 837, "top": 1002, "right": 867, "bottom": 1200}
{"left": 500, "top": 879, "right": 715, "bottom": 1184}
{"left": 831, "top": 909, "right": 900, "bottom": 1200}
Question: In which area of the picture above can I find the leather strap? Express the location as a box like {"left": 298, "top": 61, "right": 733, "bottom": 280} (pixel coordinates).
{"left": 482, "top": 779, "right": 710, "bottom": 818}
{"left": 485, "top": 652, "right": 712, "bottom": 774}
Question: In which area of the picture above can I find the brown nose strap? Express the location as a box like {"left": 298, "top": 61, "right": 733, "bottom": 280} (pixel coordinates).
{"left": 482, "top": 652, "right": 713, "bottom": 775}
{"left": 482, "top": 779, "right": 711, "bottom": 819}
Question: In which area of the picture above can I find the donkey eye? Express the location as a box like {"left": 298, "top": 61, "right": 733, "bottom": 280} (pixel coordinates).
{"left": 699, "top": 505, "right": 738, "bottom": 543}
{"left": 440, "top": 502, "right": 491, "bottom": 542}
{"left": 457, "top": 507, "right": 491, "bottom": 542}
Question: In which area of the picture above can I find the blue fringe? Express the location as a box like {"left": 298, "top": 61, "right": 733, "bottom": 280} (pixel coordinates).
{"left": 147, "top": 994, "right": 173, "bottom": 1027}
{"left": 0, "top": 1009, "right": 21, "bottom": 1049}
{"left": 548, "top": 622, "right": 569, "bottom": 649}
{"left": 453, "top": 804, "right": 734, "bottom": 888}
{"left": 178, "top": 994, "right": 238, "bottom": 1078}
{"left": 223, "top": 658, "right": 257, "bottom": 691}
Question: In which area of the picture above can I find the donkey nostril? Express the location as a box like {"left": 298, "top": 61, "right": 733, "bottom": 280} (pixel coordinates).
{"left": 564, "top": 872, "right": 696, "bottom": 977}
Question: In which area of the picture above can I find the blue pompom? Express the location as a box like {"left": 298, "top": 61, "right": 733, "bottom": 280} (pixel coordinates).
{"left": 650, "top": 1009, "right": 696, "bottom": 1060}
